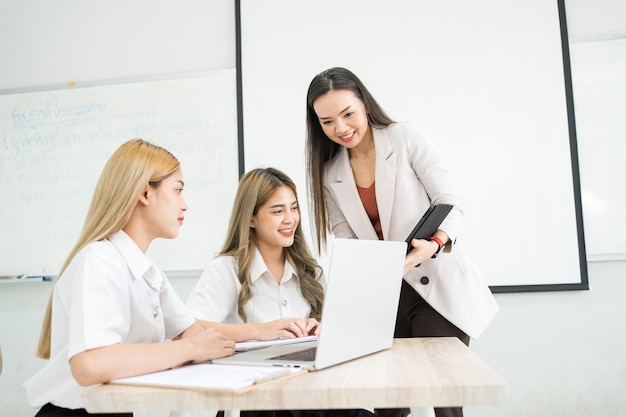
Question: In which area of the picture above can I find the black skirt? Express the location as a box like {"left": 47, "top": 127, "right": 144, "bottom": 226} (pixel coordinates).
{"left": 35, "top": 402, "right": 132, "bottom": 417}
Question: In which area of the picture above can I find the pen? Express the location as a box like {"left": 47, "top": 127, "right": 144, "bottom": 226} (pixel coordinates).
{"left": 19, "top": 275, "right": 53, "bottom": 281}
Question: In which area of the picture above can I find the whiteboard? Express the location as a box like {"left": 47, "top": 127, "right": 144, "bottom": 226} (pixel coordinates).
{"left": 0, "top": 71, "right": 239, "bottom": 276}
{"left": 570, "top": 38, "right": 626, "bottom": 260}
{"left": 238, "top": 0, "right": 587, "bottom": 290}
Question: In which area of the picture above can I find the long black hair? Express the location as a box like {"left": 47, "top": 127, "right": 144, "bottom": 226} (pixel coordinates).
{"left": 305, "top": 67, "right": 394, "bottom": 252}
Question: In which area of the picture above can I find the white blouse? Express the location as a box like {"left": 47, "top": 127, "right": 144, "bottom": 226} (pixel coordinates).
{"left": 187, "top": 249, "right": 324, "bottom": 323}
{"left": 23, "top": 230, "right": 195, "bottom": 410}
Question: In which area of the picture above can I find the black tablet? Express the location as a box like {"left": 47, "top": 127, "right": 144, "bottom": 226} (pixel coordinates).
{"left": 404, "top": 203, "right": 453, "bottom": 254}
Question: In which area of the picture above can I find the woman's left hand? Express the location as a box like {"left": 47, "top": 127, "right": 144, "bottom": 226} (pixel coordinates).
{"left": 305, "top": 318, "right": 321, "bottom": 336}
{"left": 403, "top": 238, "right": 439, "bottom": 275}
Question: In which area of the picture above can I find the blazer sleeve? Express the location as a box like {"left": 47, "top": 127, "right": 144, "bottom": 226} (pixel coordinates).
{"left": 402, "top": 121, "right": 464, "bottom": 247}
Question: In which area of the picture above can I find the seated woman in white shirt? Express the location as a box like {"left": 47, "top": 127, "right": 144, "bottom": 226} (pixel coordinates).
{"left": 187, "top": 167, "right": 374, "bottom": 417}
{"left": 23, "top": 139, "right": 235, "bottom": 417}
{"left": 187, "top": 167, "right": 323, "bottom": 342}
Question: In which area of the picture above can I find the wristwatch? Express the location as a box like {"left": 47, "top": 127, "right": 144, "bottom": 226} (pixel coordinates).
{"left": 427, "top": 236, "right": 444, "bottom": 258}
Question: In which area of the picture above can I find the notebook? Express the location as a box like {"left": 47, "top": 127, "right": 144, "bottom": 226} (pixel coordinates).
{"left": 212, "top": 238, "right": 406, "bottom": 371}
{"left": 110, "top": 363, "right": 305, "bottom": 392}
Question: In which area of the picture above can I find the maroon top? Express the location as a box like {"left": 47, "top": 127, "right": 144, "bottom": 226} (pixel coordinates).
{"left": 356, "top": 181, "right": 383, "bottom": 240}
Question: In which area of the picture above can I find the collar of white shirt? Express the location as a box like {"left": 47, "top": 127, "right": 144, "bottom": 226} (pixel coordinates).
{"left": 249, "top": 248, "right": 297, "bottom": 284}
{"left": 108, "top": 230, "right": 164, "bottom": 291}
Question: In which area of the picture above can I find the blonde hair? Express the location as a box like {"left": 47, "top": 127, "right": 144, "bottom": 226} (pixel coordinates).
{"left": 36, "top": 139, "right": 180, "bottom": 359}
{"left": 219, "top": 168, "right": 324, "bottom": 322}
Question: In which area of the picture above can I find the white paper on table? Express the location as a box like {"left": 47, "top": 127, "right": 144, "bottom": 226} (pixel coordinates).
{"left": 110, "top": 363, "right": 304, "bottom": 392}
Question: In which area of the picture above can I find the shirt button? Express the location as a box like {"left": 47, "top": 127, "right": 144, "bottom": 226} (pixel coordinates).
{"left": 281, "top": 299, "right": 288, "bottom": 306}
{"left": 420, "top": 276, "right": 430, "bottom": 285}
{"left": 153, "top": 309, "right": 159, "bottom": 318}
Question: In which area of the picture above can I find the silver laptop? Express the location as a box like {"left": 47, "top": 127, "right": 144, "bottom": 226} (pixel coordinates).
{"left": 212, "top": 238, "right": 406, "bottom": 371}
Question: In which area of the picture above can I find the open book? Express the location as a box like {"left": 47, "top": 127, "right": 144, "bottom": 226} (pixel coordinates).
{"left": 110, "top": 363, "right": 305, "bottom": 393}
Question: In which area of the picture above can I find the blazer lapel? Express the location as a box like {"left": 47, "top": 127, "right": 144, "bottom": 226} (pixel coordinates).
{"left": 329, "top": 148, "right": 379, "bottom": 240}
{"left": 373, "top": 127, "right": 398, "bottom": 241}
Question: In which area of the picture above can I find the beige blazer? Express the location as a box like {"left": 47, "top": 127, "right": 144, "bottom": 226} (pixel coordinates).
{"left": 322, "top": 121, "right": 498, "bottom": 339}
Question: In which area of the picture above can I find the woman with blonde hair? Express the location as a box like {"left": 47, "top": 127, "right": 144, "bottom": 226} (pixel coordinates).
{"left": 24, "top": 138, "right": 235, "bottom": 417}
{"left": 187, "top": 167, "right": 375, "bottom": 417}
{"left": 187, "top": 167, "right": 324, "bottom": 341}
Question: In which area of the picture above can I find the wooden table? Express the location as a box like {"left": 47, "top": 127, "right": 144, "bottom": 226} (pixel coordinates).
{"left": 83, "top": 338, "right": 508, "bottom": 413}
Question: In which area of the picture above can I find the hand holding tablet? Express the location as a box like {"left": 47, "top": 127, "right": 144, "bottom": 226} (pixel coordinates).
{"left": 404, "top": 203, "right": 453, "bottom": 254}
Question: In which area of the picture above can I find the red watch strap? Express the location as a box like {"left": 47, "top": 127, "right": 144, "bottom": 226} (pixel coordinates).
{"left": 428, "top": 236, "right": 444, "bottom": 247}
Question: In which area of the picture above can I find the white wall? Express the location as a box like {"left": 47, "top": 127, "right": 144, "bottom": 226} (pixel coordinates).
{"left": 466, "top": 261, "right": 626, "bottom": 416}
{"left": 1, "top": 1, "right": 625, "bottom": 416}
{"left": 0, "top": 0, "right": 235, "bottom": 90}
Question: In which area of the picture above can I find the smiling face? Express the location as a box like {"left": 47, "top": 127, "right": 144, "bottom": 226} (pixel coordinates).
{"left": 250, "top": 185, "right": 299, "bottom": 256}
{"left": 313, "top": 88, "right": 372, "bottom": 151}
{"left": 145, "top": 168, "right": 188, "bottom": 240}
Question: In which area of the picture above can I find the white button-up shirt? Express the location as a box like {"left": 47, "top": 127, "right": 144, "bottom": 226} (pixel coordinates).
{"left": 23, "top": 230, "right": 195, "bottom": 409}
{"left": 187, "top": 249, "right": 324, "bottom": 323}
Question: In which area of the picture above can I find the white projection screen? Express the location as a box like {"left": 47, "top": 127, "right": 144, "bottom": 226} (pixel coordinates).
{"left": 237, "top": 0, "right": 587, "bottom": 291}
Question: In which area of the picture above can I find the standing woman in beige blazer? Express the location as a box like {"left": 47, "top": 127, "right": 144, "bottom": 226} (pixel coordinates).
{"left": 305, "top": 67, "right": 499, "bottom": 417}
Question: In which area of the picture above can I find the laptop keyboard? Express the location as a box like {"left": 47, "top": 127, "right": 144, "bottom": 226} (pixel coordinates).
{"left": 269, "top": 346, "right": 317, "bottom": 362}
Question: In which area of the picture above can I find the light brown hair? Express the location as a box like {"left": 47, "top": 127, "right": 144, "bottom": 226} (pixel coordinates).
{"left": 218, "top": 167, "right": 324, "bottom": 322}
